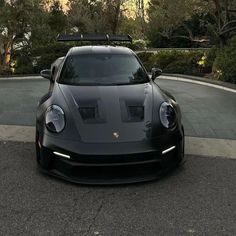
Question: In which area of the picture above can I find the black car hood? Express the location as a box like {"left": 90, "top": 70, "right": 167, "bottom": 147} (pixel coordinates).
{"left": 59, "top": 83, "right": 155, "bottom": 143}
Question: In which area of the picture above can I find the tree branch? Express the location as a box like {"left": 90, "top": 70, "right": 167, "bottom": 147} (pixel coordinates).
{"left": 219, "top": 26, "right": 236, "bottom": 36}
{"left": 220, "top": 20, "right": 236, "bottom": 31}
{"left": 182, "top": 23, "right": 194, "bottom": 40}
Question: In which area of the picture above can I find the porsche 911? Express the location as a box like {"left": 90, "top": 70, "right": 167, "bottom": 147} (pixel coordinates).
{"left": 36, "top": 34, "right": 184, "bottom": 184}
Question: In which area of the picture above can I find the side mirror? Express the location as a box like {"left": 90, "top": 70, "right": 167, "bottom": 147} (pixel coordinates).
{"left": 151, "top": 68, "right": 162, "bottom": 80}
{"left": 40, "top": 69, "right": 52, "bottom": 81}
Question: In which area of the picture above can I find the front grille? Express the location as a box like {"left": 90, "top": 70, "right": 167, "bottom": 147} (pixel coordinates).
{"left": 52, "top": 158, "right": 162, "bottom": 182}
{"left": 69, "top": 151, "right": 160, "bottom": 165}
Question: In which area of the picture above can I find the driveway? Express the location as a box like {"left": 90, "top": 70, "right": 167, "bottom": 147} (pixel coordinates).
{"left": 1, "top": 141, "right": 236, "bottom": 235}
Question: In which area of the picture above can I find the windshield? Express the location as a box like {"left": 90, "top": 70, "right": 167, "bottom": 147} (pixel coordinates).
{"left": 59, "top": 54, "right": 149, "bottom": 85}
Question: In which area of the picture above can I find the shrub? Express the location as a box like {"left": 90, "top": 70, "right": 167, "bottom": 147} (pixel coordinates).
{"left": 213, "top": 37, "right": 236, "bottom": 84}
{"left": 137, "top": 52, "right": 157, "bottom": 71}
{"left": 164, "top": 58, "right": 199, "bottom": 75}
{"left": 137, "top": 50, "right": 206, "bottom": 75}
{"left": 203, "top": 47, "right": 217, "bottom": 73}
{"left": 13, "top": 42, "right": 70, "bottom": 74}
{"left": 154, "top": 50, "right": 184, "bottom": 69}
{"left": 0, "top": 66, "right": 12, "bottom": 76}
{"left": 14, "top": 54, "right": 35, "bottom": 75}
{"left": 14, "top": 64, "right": 35, "bottom": 75}
{"left": 35, "top": 53, "right": 62, "bottom": 72}
{"left": 130, "top": 39, "right": 148, "bottom": 50}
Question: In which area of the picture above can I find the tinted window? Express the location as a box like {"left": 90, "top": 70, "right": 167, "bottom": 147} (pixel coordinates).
{"left": 59, "top": 54, "right": 149, "bottom": 85}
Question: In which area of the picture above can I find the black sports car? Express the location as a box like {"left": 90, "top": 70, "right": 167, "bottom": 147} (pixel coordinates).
{"left": 36, "top": 35, "right": 184, "bottom": 184}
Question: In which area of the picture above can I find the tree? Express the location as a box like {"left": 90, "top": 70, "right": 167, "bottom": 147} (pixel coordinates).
{"left": 213, "top": 36, "right": 236, "bottom": 83}
{"left": 48, "top": 0, "right": 68, "bottom": 35}
{"left": 147, "top": 0, "right": 206, "bottom": 46}
{"left": 0, "top": 0, "right": 45, "bottom": 69}
{"left": 102, "top": 0, "right": 128, "bottom": 34}
{"left": 14, "top": 0, "right": 69, "bottom": 74}
{"left": 67, "top": 0, "right": 105, "bottom": 33}
{"left": 205, "top": 0, "right": 236, "bottom": 45}
{"left": 147, "top": 0, "right": 236, "bottom": 47}
{"left": 67, "top": 0, "right": 129, "bottom": 35}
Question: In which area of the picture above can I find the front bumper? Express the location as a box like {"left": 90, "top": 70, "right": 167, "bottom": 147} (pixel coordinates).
{"left": 36, "top": 131, "right": 184, "bottom": 184}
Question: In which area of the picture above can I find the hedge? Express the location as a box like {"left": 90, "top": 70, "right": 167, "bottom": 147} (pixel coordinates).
{"left": 137, "top": 49, "right": 212, "bottom": 76}
{"left": 213, "top": 37, "right": 236, "bottom": 84}
{"left": 6, "top": 41, "right": 236, "bottom": 84}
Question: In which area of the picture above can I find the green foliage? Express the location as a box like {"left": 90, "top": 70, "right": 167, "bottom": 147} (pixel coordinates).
{"left": 0, "top": 0, "right": 46, "bottom": 67}
{"left": 14, "top": 63, "right": 35, "bottom": 75}
{"left": 147, "top": 0, "right": 204, "bottom": 47}
{"left": 0, "top": 65, "right": 12, "bottom": 75}
{"left": 213, "top": 37, "right": 236, "bottom": 84}
{"left": 137, "top": 52, "right": 156, "bottom": 71}
{"left": 130, "top": 39, "right": 148, "bottom": 50}
{"left": 48, "top": 0, "right": 67, "bottom": 34}
{"left": 202, "top": 46, "right": 217, "bottom": 73}
{"left": 137, "top": 50, "right": 210, "bottom": 75}
{"left": 67, "top": 0, "right": 132, "bottom": 35}
{"left": 14, "top": 42, "right": 71, "bottom": 74}
{"left": 0, "top": 0, "right": 234, "bottom": 83}
{"left": 147, "top": 0, "right": 236, "bottom": 48}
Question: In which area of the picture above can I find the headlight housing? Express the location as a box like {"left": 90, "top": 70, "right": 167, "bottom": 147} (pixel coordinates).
{"left": 159, "top": 102, "right": 177, "bottom": 129}
{"left": 45, "top": 105, "right": 65, "bottom": 133}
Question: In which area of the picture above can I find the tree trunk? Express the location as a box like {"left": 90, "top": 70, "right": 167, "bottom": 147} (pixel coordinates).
{"left": 3, "top": 40, "right": 12, "bottom": 67}
{"left": 111, "top": 0, "right": 121, "bottom": 34}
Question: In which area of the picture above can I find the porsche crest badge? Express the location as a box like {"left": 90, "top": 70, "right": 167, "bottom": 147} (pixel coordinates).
{"left": 113, "top": 132, "right": 120, "bottom": 139}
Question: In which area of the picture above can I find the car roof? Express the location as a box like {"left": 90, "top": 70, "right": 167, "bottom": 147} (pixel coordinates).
{"left": 68, "top": 46, "right": 134, "bottom": 56}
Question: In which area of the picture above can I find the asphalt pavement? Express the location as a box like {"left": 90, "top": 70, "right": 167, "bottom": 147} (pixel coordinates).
{"left": 0, "top": 141, "right": 236, "bottom": 236}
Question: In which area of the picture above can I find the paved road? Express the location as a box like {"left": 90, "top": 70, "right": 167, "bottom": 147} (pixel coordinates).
{"left": 0, "top": 77, "right": 236, "bottom": 139}
{"left": 0, "top": 79, "right": 49, "bottom": 126}
{"left": 157, "top": 79, "right": 236, "bottom": 139}
{"left": 0, "top": 141, "right": 236, "bottom": 235}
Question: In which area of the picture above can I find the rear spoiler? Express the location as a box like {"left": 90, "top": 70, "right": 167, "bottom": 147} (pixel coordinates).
{"left": 57, "top": 34, "right": 132, "bottom": 43}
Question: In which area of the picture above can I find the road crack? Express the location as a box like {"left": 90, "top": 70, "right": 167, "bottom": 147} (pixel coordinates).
{"left": 84, "top": 199, "right": 104, "bottom": 236}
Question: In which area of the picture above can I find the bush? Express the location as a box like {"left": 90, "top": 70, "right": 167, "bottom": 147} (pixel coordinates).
{"left": 138, "top": 52, "right": 157, "bottom": 71}
{"left": 137, "top": 50, "right": 207, "bottom": 75}
{"left": 14, "top": 63, "right": 36, "bottom": 75}
{"left": 14, "top": 54, "right": 35, "bottom": 75}
{"left": 164, "top": 58, "right": 199, "bottom": 75}
{"left": 153, "top": 51, "right": 184, "bottom": 69}
{"left": 213, "top": 37, "right": 236, "bottom": 84}
{"left": 0, "top": 66, "right": 12, "bottom": 76}
{"left": 203, "top": 47, "right": 217, "bottom": 73}
{"left": 130, "top": 39, "right": 148, "bottom": 50}
{"left": 13, "top": 42, "right": 71, "bottom": 74}
{"left": 35, "top": 53, "right": 62, "bottom": 72}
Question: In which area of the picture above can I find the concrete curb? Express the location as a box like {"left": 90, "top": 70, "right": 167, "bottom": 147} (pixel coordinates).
{"left": 163, "top": 73, "right": 236, "bottom": 90}
{"left": 0, "top": 74, "right": 40, "bottom": 78}
{"left": 0, "top": 75, "right": 42, "bottom": 81}
{"left": 160, "top": 75, "right": 236, "bottom": 94}
{"left": 0, "top": 125, "right": 235, "bottom": 159}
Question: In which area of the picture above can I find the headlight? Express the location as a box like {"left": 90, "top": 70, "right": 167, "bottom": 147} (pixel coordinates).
{"left": 45, "top": 105, "right": 65, "bottom": 133}
{"left": 159, "top": 102, "right": 177, "bottom": 129}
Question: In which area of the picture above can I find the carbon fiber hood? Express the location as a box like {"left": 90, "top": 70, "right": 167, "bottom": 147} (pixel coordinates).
{"left": 59, "top": 83, "right": 155, "bottom": 143}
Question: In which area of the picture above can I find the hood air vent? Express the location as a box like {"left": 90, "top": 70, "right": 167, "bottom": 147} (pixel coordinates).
{"left": 79, "top": 107, "right": 97, "bottom": 120}
{"left": 128, "top": 106, "right": 144, "bottom": 122}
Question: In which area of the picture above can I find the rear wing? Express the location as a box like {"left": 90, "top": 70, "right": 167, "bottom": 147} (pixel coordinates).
{"left": 57, "top": 34, "right": 132, "bottom": 43}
